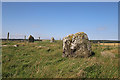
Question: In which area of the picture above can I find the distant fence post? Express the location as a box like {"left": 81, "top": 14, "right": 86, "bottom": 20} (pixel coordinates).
{"left": 39, "top": 37, "right": 40, "bottom": 42}
{"left": 7, "top": 32, "right": 9, "bottom": 41}
{"left": 24, "top": 35, "right": 26, "bottom": 42}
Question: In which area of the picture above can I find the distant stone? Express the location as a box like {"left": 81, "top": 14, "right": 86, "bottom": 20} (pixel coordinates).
{"left": 28, "top": 35, "right": 34, "bottom": 42}
{"left": 35, "top": 46, "right": 49, "bottom": 50}
{"left": 98, "top": 41, "right": 100, "bottom": 44}
{"left": 2, "top": 45, "right": 8, "bottom": 47}
{"left": 50, "top": 37, "right": 55, "bottom": 43}
{"left": 14, "top": 45, "right": 19, "bottom": 47}
{"left": 63, "top": 32, "right": 92, "bottom": 58}
{"left": 20, "top": 40, "right": 24, "bottom": 42}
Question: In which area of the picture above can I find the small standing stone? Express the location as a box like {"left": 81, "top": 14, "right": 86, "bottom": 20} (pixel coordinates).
{"left": 28, "top": 35, "right": 34, "bottom": 42}
{"left": 38, "top": 37, "right": 41, "bottom": 42}
{"left": 50, "top": 37, "right": 55, "bottom": 43}
{"left": 39, "top": 37, "right": 40, "bottom": 40}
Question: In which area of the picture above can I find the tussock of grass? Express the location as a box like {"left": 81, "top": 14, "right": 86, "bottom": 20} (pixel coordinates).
{"left": 2, "top": 40, "right": 119, "bottom": 78}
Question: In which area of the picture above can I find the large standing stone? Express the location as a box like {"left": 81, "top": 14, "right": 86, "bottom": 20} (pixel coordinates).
{"left": 50, "top": 37, "right": 55, "bottom": 43}
{"left": 28, "top": 35, "right": 34, "bottom": 42}
{"left": 63, "top": 32, "right": 92, "bottom": 58}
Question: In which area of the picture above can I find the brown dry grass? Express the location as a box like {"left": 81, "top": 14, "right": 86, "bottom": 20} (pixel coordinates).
{"left": 99, "top": 43, "right": 120, "bottom": 46}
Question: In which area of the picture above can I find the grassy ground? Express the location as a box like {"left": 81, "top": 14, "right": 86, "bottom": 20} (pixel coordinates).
{"left": 2, "top": 40, "right": 119, "bottom": 78}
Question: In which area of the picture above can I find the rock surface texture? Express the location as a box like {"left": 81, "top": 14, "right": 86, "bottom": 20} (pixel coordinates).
{"left": 28, "top": 35, "right": 34, "bottom": 42}
{"left": 63, "top": 32, "right": 92, "bottom": 58}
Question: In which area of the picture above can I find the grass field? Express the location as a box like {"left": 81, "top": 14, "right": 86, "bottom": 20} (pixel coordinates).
{"left": 2, "top": 40, "right": 119, "bottom": 78}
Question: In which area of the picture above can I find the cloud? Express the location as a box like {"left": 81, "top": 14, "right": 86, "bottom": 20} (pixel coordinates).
{"left": 31, "top": 25, "right": 40, "bottom": 28}
{"left": 33, "top": 32, "right": 51, "bottom": 39}
{"left": 97, "top": 27, "right": 107, "bottom": 31}
{"left": 2, "top": 33, "right": 26, "bottom": 39}
{"left": 2, "top": 32, "right": 51, "bottom": 39}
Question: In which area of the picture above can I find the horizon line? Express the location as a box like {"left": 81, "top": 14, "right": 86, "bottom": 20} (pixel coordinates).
{"left": 1, "top": 38, "right": 119, "bottom": 41}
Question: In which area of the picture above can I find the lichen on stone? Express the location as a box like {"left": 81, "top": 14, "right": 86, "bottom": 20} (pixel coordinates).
{"left": 68, "top": 34, "right": 74, "bottom": 42}
{"left": 62, "top": 32, "right": 91, "bottom": 58}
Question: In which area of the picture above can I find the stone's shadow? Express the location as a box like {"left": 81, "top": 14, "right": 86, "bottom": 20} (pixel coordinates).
{"left": 90, "top": 51, "right": 95, "bottom": 57}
